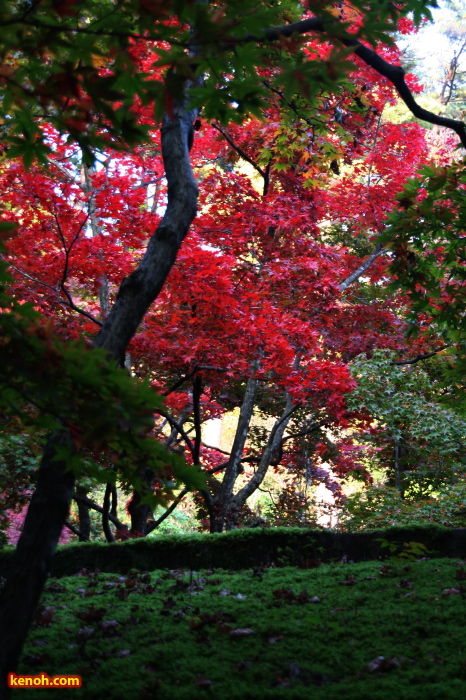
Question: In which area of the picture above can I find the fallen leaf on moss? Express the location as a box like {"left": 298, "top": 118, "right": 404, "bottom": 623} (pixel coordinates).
{"left": 230, "top": 628, "right": 255, "bottom": 637}
{"left": 77, "top": 626, "right": 95, "bottom": 642}
{"left": 23, "top": 653, "right": 51, "bottom": 666}
{"left": 33, "top": 606, "right": 55, "bottom": 627}
{"left": 76, "top": 605, "right": 106, "bottom": 623}
{"left": 367, "top": 656, "right": 400, "bottom": 673}
{"left": 101, "top": 620, "right": 121, "bottom": 637}
{"left": 196, "top": 676, "right": 213, "bottom": 687}
{"left": 397, "top": 579, "right": 413, "bottom": 588}
{"left": 234, "top": 661, "right": 252, "bottom": 671}
{"left": 442, "top": 588, "right": 461, "bottom": 596}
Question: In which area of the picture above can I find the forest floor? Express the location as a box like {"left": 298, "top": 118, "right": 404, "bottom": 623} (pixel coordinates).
{"left": 10, "top": 557, "right": 466, "bottom": 699}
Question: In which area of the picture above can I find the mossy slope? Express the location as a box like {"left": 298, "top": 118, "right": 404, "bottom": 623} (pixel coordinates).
{"left": 11, "top": 558, "right": 466, "bottom": 699}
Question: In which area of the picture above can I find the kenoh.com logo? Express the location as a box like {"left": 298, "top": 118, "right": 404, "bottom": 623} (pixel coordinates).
{"left": 8, "top": 672, "right": 82, "bottom": 688}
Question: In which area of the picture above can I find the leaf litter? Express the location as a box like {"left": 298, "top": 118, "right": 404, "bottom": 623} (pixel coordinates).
{"left": 16, "top": 558, "right": 466, "bottom": 699}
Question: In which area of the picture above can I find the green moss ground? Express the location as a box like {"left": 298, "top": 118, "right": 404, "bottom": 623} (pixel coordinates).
{"left": 10, "top": 559, "right": 466, "bottom": 699}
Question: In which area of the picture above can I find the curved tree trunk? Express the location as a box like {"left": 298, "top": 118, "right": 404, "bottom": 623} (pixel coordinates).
{"left": 0, "top": 89, "right": 199, "bottom": 694}
{"left": 209, "top": 375, "right": 258, "bottom": 533}
{"left": 231, "top": 395, "right": 295, "bottom": 514}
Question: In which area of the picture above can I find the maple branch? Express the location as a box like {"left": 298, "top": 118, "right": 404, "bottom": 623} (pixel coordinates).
{"left": 58, "top": 292, "right": 104, "bottom": 327}
{"left": 346, "top": 41, "right": 466, "bottom": 148}
{"left": 154, "top": 408, "right": 195, "bottom": 461}
{"left": 205, "top": 461, "right": 228, "bottom": 474}
{"left": 48, "top": 158, "right": 77, "bottom": 181}
{"left": 93, "top": 85, "right": 199, "bottom": 362}
{"left": 281, "top": 422, "right": 322, "bottom": 443}
{"left": 391, "top": 344, "right": 452, "bottom": 365}
{"left": 339, "top": 245, "right": 387, "bottom": 291}
{"left": 263, "top": 161, "right": 271, "bottom": 197}
{"left": 50, "top": 211, "right": 105, "bottom": 326}
{"left": 249, "top": 16, "right": 329, "bottom": 42}
{"left": 162, "top": 367, "right": 199, "bottom": 396}
{"left": 146, "top": 486, "right": 190, "bottom": 534}
{"left": 72, "top": 493, "right": 126, "bottom": 530}
{"left": 209, "top": 371, "right": 259, "bottom": 530}
{"left": 212, "top": 122, "right": 267, "bottom": 180}
{"left": 64, "top": 519, "right": 88, "bottom": 541}
{"left": 258, "top": 17, "right": 466, "bottom": 148}
{"left": 201, "top": 442, "right": 230, "bottom": 456}
{"left": 197, "top": 364, "right": 230, "bottom": 373}
{"left": 6, "top": 263, "right": 103, "bottom": 327}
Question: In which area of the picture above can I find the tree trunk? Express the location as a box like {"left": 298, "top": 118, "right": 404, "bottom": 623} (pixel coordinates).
{"left": 394, "top": 434, "right": 404, "bottom": 500}
{"left": 0, "top": 431, "right": 75, "bottom": 696}
{"left": 102, "top": 483, "right": 115, "bottom": 542}
{"left": 231, "top": 394, "right": 295, "bottom": 514}
{"left": 127, "top": 469, "right": 154, "bottom": 535}
{"left": 0, "top": 87, "right": 199, "bottom": 692}
{"left": 210, "top": 375, "right": 259, "bottom": 532}
{"left": 75, "top": 484, "right": 91, "bottom": 541}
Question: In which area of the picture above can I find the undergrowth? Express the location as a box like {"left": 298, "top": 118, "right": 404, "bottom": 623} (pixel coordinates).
{"left": 11, "top": 558, "right": 466, "bottom": 699}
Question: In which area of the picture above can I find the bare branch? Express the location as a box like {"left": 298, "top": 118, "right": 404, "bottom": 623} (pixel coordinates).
{"left": 6, "top": 263, "right": 103, "bottom": 327}
{"left": 154, "top": 408, "right": 195, "bottom": 460}
{"left": 64, "top": 520, "right": 88, "bottom": 541}
{"left": 339, "top": 245, "right": 388, "bottom": 291}
{"left": 391, "top": 344, "right": 452, "bottom": 365}
{"left": 72, "top": 493, "right": 126, "bottom": 530}
{"left": 146, "top": 487, "right": 190, "bottom": 533}
{"left": 212, "top": 122, "right": 267, "bottom": 180}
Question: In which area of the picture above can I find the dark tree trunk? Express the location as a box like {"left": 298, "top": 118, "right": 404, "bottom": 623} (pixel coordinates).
{"left": 127, "top": 468, "right": 154, "bottom": 535}
{"left": 0, "top": 431, "right": 75, "bottom": 696}
{"left": 75, "top": 484, "right": 91, "bottom": 541}
{"left": 102, "top": 483, "right": 116, "bottom": 542}
{"left": 111, "top": 485, "right": 118, "bottom": 518}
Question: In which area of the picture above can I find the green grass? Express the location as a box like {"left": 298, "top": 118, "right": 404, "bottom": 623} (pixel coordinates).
{"left": 10, "top": 558, "right": 466, "bottom": 699}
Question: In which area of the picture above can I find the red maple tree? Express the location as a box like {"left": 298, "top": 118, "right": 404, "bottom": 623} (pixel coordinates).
{"left": 0, "top": 16, "right": 437, "bottom": 535}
